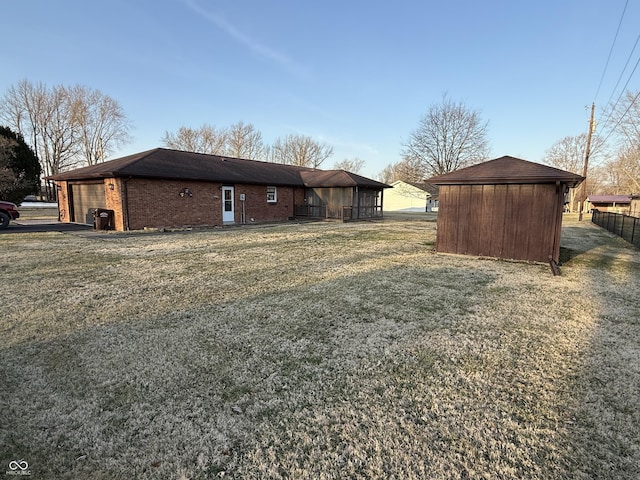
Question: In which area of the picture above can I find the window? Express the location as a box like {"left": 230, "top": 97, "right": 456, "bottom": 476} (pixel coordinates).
{"left": 267, "top": 186, "right": 277, "bottom": 203}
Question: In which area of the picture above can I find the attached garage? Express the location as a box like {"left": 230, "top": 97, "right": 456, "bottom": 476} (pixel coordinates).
{"left": 69, "top": 181, "right": 107, "bottom": 224}
{"left": 428, "top": 156, "right": 584, "bottom": 267}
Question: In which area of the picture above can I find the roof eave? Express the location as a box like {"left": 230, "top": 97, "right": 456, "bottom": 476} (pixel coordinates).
{"left": 431, "top": 177, "right": 584, "bottom": 187}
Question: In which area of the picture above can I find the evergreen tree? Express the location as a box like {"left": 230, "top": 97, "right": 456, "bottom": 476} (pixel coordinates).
{"left": 0, "top": 125, "right": 41, "bottom": 204}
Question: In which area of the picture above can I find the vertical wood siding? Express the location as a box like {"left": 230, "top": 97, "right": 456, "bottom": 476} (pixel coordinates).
{"left": 436, "top": 183, "right": 563, "bottom": 263}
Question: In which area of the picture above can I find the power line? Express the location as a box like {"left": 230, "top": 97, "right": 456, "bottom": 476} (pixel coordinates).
{"left": 598, "top": 31, "right": 640, "bottom": 128}
{"left": 599, "top": 88, "right": 640, "bottom": 146}
{"left": 594, "top": 0, "right": 630, "bottom": 103}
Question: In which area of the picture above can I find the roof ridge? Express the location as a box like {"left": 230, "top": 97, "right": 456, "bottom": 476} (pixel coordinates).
{"left": 157, "top": 147, "right": 318, "bottom": 172}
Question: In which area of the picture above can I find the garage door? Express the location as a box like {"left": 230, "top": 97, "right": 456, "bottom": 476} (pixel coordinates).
{"left": 71, "top": 183, "right": 106, "bottom": 224}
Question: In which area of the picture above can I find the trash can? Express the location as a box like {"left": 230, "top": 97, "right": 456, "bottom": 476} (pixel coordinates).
{"left": 93, "top": 208, "right": 114, "bottom": 230}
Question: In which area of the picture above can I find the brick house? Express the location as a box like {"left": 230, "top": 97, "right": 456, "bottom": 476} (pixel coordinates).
{"left": 49, "top": 148, "right": 389, "bottom": 231}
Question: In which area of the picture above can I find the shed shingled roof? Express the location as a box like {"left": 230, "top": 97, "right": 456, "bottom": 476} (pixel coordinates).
{"left": 48, "top": 148, "right": 391, "bottom": 188}
{"left": 427, "top": 156, "right": 584, "bottom": 187}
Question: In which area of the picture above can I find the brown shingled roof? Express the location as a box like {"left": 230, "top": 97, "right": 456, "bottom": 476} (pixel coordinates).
{"left": 300, "top": 170, "right": 390, "bottom": 188}
{"left": 49, "top": 148, "right": 391, "bottom": 188}
{"left": 427, "top": 156, "right": 584, "bottom": 187}
{"left": 48, "top": 148, "right": 314, "bottom": 186}
{"left": 588, "top": 194, "right": 631, "bottom": 203}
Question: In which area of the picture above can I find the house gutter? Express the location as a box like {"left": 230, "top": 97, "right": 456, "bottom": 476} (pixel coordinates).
{"left": 549, "top": 180, "right": 563, "bottom": 275}
{"left": 122, "top": 177, "right": 132, "bottom": 231}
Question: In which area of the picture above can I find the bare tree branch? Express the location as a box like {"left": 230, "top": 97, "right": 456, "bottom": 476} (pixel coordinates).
{"left": 270, "top": 134, "right": 333, "bottom": 168}
{"left": 225, "top": 121, "right": 265, "bottom": 159}
{"left": 0, "top": 79, "right": 132, "bottom": 177}
{"left": 401, "top": 94, "right": 490, "bottom": 176}
{"left": 162, "top": 124, "right": 228, "bottom": 155}
{"left": 333, "top": 157, "right": 365, "bottom": 173}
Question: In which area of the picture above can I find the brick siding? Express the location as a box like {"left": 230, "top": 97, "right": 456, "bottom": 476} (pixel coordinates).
{"left": 56, "top": 178, "right": 307, "bottom": 231}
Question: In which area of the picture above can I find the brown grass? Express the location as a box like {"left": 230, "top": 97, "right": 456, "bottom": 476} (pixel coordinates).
{"left": 1, "top": 213, "right": 638, "bottom": 479}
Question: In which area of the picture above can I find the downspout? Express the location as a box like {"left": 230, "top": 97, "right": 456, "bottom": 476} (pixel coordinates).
{"left": 292, "top": 187, "right": 296, "bottom": 220}
{"left": 549, "top": 181, "right": 563, "bottom": 275}
{"left": 122, "top": 177, "right": 132, "bottom": 231}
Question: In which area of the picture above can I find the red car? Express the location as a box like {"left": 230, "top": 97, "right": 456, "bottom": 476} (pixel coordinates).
{"left": 0, "top": 200, "right": 20, "bottom": 229}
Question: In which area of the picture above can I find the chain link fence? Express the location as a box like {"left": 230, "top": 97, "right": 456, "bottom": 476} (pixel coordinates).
{"left": 592, "top": 210, "right": 640, "bottom": 248}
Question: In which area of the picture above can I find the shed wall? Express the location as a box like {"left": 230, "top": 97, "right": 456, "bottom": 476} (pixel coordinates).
{"left": 436, "top": 183, "right": 563, "bottom": 263}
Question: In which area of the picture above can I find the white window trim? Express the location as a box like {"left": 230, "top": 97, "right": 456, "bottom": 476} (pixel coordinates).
{"left": 267, "top": 186, "right": 277, "bottom": 203}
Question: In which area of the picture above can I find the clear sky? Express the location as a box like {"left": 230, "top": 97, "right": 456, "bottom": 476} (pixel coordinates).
{"left": 2, "top": 0, "right": 639, "bottom": 178}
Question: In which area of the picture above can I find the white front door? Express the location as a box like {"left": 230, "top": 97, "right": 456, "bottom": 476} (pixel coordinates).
{"left": 222, "top": 186, "right": 235, "bottom": 223}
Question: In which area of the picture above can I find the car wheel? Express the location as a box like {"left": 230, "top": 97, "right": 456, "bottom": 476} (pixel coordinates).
{"left": 0, "top": 212, "right": 10, "bottom": 229}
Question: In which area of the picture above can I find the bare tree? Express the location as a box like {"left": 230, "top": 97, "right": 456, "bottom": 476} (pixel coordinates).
{"left": 161, "top": 124, "right": 228, "bottom": 154}
{"left": 376, "top": 163, "right": 397, "bottom": 184}
{"left": 0, "top": 79, "right": 132, "bottom": 195}
{"left": 599, "top": 90, "right": 640, "bottom": 193}
{"left": 270, "top": 134, "right": 333, "bottom": 168}
{"left": 1, "top": 80, "right": 80, "bottom": 186}
{"left": 393, "top": 157, "right": 425, "bottom": 182}
{"left": 605, "top": 145, "right": 640, "bottom": 194}
{"left": 376, "top": 157, "right": 424, "bottom": 184}
{"left": 401, "top": 94, "right": 490, "bottom": 176}
{"left": 604, "top": 90, "right": 640, "bottom": 148}
{"left": 587, "top": 164, "right": 615, "bottom": 195}
{"left": 543, "top": 135, "right": 589, "bottom": 212}
{"left": 225, "top": 121, "right": 265, "bottom": 159}
{"left": 71, "top": 85, "right": 131, "bottom": 165}
{"left": 543, "top": 134, "right": 589, "bottom": 174}
{"left": 334, "top": 157, "right": 365, "bottom": 173}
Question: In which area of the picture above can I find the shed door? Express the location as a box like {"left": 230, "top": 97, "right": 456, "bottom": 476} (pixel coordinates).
{"left": 71, "top": 183, "right": 106, "bottom": 224}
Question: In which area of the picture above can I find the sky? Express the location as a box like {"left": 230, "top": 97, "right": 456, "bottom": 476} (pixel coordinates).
{"left": 1, "top": 0, "right": 639, "bottom": 178}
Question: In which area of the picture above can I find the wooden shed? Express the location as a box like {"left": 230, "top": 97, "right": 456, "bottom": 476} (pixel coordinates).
{"left": 427, "top": 156, "right": 584, "bottom": 266}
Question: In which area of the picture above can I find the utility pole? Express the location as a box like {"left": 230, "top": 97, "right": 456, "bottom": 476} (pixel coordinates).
{"left": 578, "top": 103, "right": 596, "bottom": 221}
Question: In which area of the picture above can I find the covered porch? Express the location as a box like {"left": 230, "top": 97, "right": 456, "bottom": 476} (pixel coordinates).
{"left": 295, "top": 170, "right": 389, "bottom": 221}
{"left": 295, "top": 180, "right": 386, "bottom": 221}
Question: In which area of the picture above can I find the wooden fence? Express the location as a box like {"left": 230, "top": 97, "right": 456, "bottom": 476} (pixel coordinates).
{"left": 592, "top": 210, "right": 640, "bottom": 248}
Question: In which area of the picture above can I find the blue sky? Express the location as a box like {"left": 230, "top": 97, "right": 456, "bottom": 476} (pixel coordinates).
{"left": 2, "top": 0, "right": 639, "bottom": 178}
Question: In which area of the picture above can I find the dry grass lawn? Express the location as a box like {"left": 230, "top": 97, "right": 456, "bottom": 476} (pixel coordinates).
{"left": 1, "top": 213, "right": 639, "bottom": 479}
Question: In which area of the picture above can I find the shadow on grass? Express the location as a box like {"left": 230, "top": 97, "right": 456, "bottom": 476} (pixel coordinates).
{"left": 2, "top": 218, "right": 639, "bottom": 478}
{"left": 1, "top": 264, "right": 497, "bottom": 479}
{"left": 0, "top": 255, "right": 602, "bottom": 479}
{"left": 560, "top": 222, "right": 640, "bottom": 478}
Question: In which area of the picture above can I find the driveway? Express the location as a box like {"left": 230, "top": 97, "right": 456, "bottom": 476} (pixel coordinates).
{"left": 0, "top": 220, "right": 92, "bottom": 234}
